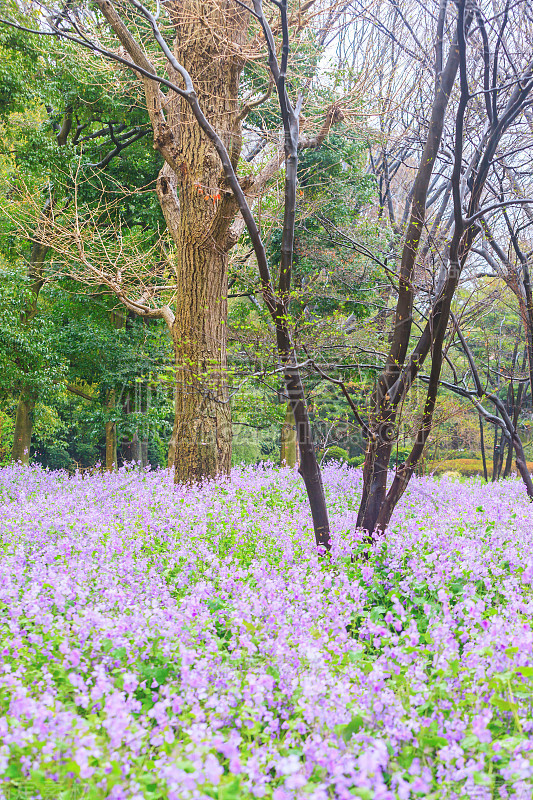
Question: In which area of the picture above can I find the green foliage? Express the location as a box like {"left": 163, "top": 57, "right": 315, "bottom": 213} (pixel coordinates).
{"left": 322, "top": 445, "right": 349, "bottom": 463}
{"left": 0, "top": 266, "right": 68, "bottom": 403}
{"left": 0, "top": 23, "right": 42, "bottom": 115}
{"left": 0, "top": 409, "right": 14, "bottom": 465}
{"left": 231, "top": 384, "right": 285, "bottom": 465}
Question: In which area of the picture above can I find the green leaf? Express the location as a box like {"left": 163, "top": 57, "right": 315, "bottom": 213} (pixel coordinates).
{"left": 63, "top": 758, "right": 81, "bottom": 777}
{"left": 515, "top": 666, "right": 533, "bottom": 678}
{"left": 418, "top": 727, "right": 447, "bottom": 748}
{"left": 473, "top": 772, "right": 492, "bottom": 786}
{"left": 461, "top": 734, "right": 478, "bottom": 748}
{"left": 369, "top": 605, "right": 386, "bottom": 622}
{"left": 341, "top": 715, "right": 364, "bottom": 742}
{"left": 218, "top": 777, "right": 241, "bottom": 799}
{"left": 155, "top": 667, "right": 170, "bottom": 684}
{"left": 5, "top": 762, "right": 22, "bottom": 779}
{"left": 449, "top": 579, "right": 467, "bottom": 595}
{"left": 490, "top": 696, "right": 516, "bottom": 712}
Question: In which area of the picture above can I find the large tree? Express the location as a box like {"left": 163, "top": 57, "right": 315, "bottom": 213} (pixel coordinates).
{"left": 2, "top": 0, "right": 346, "bottom": 486}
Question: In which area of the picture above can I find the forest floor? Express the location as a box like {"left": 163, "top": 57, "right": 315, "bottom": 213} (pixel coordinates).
{"left": 0, "top": 463, "right": 532, "bottom": 799}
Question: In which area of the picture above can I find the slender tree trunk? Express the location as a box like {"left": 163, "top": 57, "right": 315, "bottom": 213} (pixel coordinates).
{"left": 511, "top": 429, "right": 533, "bottom": 498}
{"left": 105, "top": 390, "right": 117, "bottom": 471}
{"left": 503, "top": 384, "right": 515, "bottom": 479}
{"left": 479, "top": 415, "right": 488, "bottom": 481}
{"left": 105, "top": 421, "right": 117, "bottom": 471}
{"left": 487, "top": 391, "right": 533, "bottom": 499}
{"left": 492, "top": 426, "right": 498, "bottom": 481}
{"left": 516, "top": 255, "right": 533, "bottom": 395}
{"left": 357, "top": 434, "right": 393, "bottom": 532}
{"left": 504, "top": 364, "right": 527, "bottom": 478}
{"left": 120, "top": 393, "right": 144, "bottom": 465}
{"left": 12, "top": 395, "right": 34, "bottom": 464}
{"left": 280, "top": 401, "right": 299, "bottom": 467}
{"left": 492, "top": 423, "right": 502, "bottom": 482}
{"left": 503, "top": 437, "right": 513, "bottom": 478}
{"left": 497, "top": 436, "right": 506, "bottom": 480}
{"left": 11, "top": 238, "right": 50, "bottom": 464}
{"left": 284, "top": 360, "right": 330, "bottom": 549}
{"left": 167, "top": 424, "right": 176, "bottom": 469}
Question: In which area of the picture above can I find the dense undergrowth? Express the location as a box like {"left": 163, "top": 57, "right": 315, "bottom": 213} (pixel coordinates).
{"left": 0, "top": 463, "right": 532, "bottom": 799}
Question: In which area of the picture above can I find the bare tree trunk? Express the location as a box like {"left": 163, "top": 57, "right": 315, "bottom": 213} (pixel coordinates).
{"left": 167, "top": 424, "right": 176, "bottom": 470}
{"left": 503, "top": 437, "right": 513, "bottom": 478}
{"left": 487, "top": 392, "right": 533, "bottom": 499}
{"left": 105, "top": 390, "right": 117, "bottom": 471}
{"left": 503, "top": 371, "right": 526, "bottom": 478}
{"left": 284, "top": 359, "right": 330, "bottom": 548}
{"left": 280, "top": 401, "right": 299, "bottom": 467}
{"left": 502, "top": 387, "right": 515, "bottom": 479}
{"left": 479, "top": 415, "right": 488, "bottom": 481}
{"left": 105, "top": 420, "right": 117, "bottom": 471}
{"left": 170, "top": 245, "right": 232, "bottom": 481}
{"left": 11, "top": 237, "right": 49, "bottom": 464}
{"left": 12, "top": 395, "right": 34, "bottom": 464}
{"left": 132, "top": 431, "right": 142, "bottom": 464}
{"left": 492, "top": 422, "right": 500, "bottom": 482}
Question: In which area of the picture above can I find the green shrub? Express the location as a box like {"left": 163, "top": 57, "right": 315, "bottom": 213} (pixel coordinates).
{"left": 323, "top": 445, "right": 349, "bottom": 463}
{"left": 429, "top": 457, "right": 533, "bottom": 477}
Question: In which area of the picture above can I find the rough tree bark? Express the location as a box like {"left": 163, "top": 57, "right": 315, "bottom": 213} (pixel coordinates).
{"left": 159, "top": 0, "right": 250, "bottom": 479}
{"left": 12, "top": 393, "right": 34, "bottom": 464}
{"left": 280, "top": 401, "right": 299, "bottom": 467}
{"left": 94, "top": 0, "right": 256, "bottom": 481}
{"left": 105, "top": 389, "right": 117, "bottom": 471}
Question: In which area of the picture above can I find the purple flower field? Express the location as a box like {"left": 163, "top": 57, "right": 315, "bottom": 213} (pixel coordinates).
{"left": 1, "top": 463, "right": 532, "bottom": 800}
